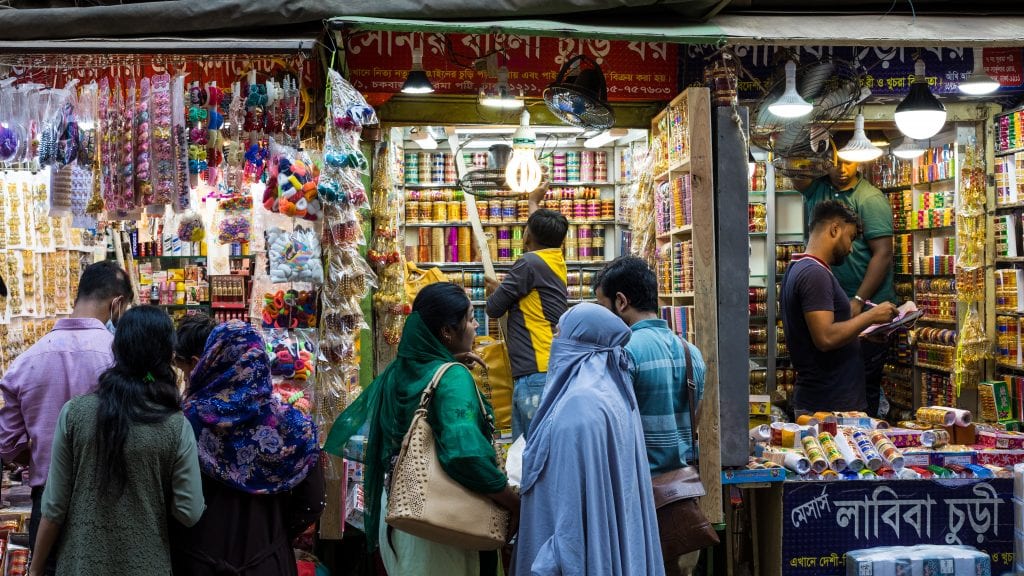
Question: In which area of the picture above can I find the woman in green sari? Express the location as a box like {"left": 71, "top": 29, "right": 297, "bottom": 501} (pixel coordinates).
{"left": 325, "top": 282, "right": 518, "bottom": 575}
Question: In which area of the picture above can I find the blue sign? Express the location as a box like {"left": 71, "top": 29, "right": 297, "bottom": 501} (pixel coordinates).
{"left": 782, "top": 479, "right": 1014, "bottom": 575}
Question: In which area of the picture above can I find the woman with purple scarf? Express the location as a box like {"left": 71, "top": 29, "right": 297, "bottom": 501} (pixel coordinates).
{"left": 170, "top": 318, "right": 324, "bottom": 576}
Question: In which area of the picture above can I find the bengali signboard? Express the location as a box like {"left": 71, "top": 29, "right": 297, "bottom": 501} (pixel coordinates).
{"left": 682, "top": 46, "right": 1024, "bottom": 102}
{"left": 781, "top": 479, "right": 1014, "bottom": 575}
{"left": 343, "top": 31, "right": 678, "bottom": 106}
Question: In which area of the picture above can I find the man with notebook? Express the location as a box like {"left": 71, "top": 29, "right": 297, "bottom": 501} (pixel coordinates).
{"left": 781, "top": 201, "right": 898, "bottom": 415}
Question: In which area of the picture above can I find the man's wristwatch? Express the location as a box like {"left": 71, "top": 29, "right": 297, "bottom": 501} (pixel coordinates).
{"left": 853, "top": 294, "right": 866, "bottom": 305}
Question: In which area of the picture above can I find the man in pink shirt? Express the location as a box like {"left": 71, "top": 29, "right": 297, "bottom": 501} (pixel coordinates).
{"left": 0, "top": 261, "right": 133, "bottom": 572}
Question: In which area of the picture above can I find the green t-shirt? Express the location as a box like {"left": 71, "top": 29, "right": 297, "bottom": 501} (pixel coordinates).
{"left": 802, "top": 175, "right": 897, "bottom": 305}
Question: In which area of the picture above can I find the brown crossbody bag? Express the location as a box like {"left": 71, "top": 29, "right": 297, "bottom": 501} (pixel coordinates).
{"left": 651, "top": 342, "right": 720, "bottom": 558}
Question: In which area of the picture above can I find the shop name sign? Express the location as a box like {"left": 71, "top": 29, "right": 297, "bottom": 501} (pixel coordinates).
{"left": 781, "top": 479, "right": 1014, "bottom": 575}
{"left": 343, "top": 31, "right": 678, "bottom": 103}
{"left": 683, "top": 46, "right": 1023, "bottom": 100}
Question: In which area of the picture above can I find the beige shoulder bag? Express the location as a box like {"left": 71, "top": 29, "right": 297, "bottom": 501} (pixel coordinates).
{"left": 386, "top": 362, "right": 510, "bottom": 550}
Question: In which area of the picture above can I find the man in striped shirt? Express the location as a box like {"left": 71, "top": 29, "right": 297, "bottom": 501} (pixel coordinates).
{"left": 486, "top": 208, "right": 569, "bottom": 440}
{"left": 594, "top": 256, "right": 705, "bottom": 576}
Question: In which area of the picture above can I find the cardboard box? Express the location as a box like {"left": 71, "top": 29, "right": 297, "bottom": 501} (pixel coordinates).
{"left": 974, "top": 448, "right": 1024, "bottom": 467}
{"left": 976, "top": 428, "right": 1024, "bottom": 450}
{"left": 903, "top": 450, "right": 976, "bottom": 468}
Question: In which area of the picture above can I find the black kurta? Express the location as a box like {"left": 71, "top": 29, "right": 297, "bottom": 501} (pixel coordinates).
{"left": 170, "top": 456, "right": 325, "bottom": 576}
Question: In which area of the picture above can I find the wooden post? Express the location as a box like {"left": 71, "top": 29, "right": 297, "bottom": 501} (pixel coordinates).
{"left": 686, "top": 88, "right": 723, "bottom": 525}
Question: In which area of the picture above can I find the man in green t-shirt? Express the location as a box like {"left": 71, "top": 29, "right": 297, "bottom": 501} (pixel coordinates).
{"left": 796, "top": 140, "right": 895, "bottom": 418}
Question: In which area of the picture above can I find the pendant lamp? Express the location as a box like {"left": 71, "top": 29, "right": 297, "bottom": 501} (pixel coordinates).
{"left": 401, "top": 48, "right": 434, "bottom": 94}
{"left": 768, "top": 60, "right": 813, "bottom": 119}
{"left": 894, "top": 60, "right": 946, "bottom": 140}
{"left": 893, "top": 138, "right": 926, "bottom": 160}
{"left": 959, "top": 50, "right": 1000, "bottom": 96}
{"left": 505, "top": 110, "right": 542, "bottom": 194}
{"left": 837, "top": 114, "right": 882, "bottom": 163}
{"left": 480, "top": 66, "right": 524, "bottom": 109}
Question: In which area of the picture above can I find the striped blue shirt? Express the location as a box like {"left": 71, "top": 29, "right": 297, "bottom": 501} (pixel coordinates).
{"left": 625, "top": 318, "right": 706, "bottom": 475}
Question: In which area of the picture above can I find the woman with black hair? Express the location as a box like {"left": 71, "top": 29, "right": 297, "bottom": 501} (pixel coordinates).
{"left": 325, "top": 282, "right": 518, "bottom": 576}
{"left": 170, "top": 317, "right": 323, "bottom": 576}
{"left": 29, "top": 306, "right": 205, "bottom": 576}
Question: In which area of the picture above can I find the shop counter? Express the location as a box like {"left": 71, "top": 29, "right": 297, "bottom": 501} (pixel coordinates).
{"left": 753, "top": 478, "right": 1015, "bottom": 575}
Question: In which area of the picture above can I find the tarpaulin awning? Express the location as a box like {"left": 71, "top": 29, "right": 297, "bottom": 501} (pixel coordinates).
{"left": 712, "top": 13, "right": 1024, "bottom": 46}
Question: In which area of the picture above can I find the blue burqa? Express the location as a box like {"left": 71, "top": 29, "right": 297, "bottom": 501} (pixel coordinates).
{"left": 514, "top": 303, "right": 665, "bottom": 576}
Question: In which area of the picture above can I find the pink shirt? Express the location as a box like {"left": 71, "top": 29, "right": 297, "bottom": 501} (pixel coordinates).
{"left": 0, "top": 318, "right": 113, "bottom": 486}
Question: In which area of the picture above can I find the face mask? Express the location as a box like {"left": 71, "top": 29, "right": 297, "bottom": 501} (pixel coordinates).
{"left": 107, "top": 298, "right": 122, "bottom": 334}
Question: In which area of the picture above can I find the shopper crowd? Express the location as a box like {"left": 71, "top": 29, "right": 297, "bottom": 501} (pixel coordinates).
{"left": 2, "top": 221, "right": 707, "bottom": 576}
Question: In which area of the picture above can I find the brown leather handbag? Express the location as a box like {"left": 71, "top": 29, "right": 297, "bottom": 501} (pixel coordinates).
{"left": 386, "top": 362, "right": 510, "bottom": 550}
{"left": 651, "top": 343, "right": 720, "bottom": 559}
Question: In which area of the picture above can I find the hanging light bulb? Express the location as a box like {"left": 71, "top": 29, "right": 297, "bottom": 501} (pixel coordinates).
{"left": 401, "top": 47, "right": 434, "bottom": 94}
{"left": 505, "top": 110, "right": 542, "bottom": 194}
{"left": 768, "top": 60, "right": 813, "bottom": 119}
{"left": 893, "top": 138, "right": 927, "bottom": 160}
{"left": 895, "top": 60, "right": 946, "bottom": 140}
{"left": 959, "top": 49, "right": 1001, "bottom": 96}
{"left": 837, "top": 113, "right": 882, "bottom": 163}
{"left": 480, "top": 66, "right": 524, "bottom": 109}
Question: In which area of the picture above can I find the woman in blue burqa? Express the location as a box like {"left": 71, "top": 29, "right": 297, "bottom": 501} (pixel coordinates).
{"left": 514, "top": 303, "right": 665, "bottom": 576}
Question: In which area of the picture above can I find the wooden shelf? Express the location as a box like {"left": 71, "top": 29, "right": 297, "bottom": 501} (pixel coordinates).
{"left": 996, "top": 256, "right": 1024, "bottom": 263}
{"left": 881, "top": 184, "right": 913, "bottom": 193}
{"left": 917, "top": 362, "right": 953, "bottom": 372}
{"left": 995, "top": 146, "right": 1024, "bottom": 157}
{"left": 659, "top": 292, "right": 695, "bottom": 299}
{"left": 996, "top": 362, "right": 1024, "bottom": 373}
{"left": 656, "top": 224, "right": 693, "bottom": 240}
{"left": 919, "top": 316, "right": 957, "bottom": 325}
{"left": 913, "top": 177, "right": 956, "bottom": 186}
{"left": 993, "top": 200, "right": 1024, "bottom": 211}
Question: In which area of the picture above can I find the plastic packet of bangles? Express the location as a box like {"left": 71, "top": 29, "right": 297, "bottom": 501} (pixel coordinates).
{"left": 322, "top": 203, "right": 366, "bottom": 247}
{"left": 323, "top": 247, "right": 377, "bottom": 301}
{"left": 321, "top": 296, "right": 368, "bottom": 336}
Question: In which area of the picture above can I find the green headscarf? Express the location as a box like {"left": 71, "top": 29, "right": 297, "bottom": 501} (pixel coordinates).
{"left": 324, "top": 311, "right": 461, "bottom": 549}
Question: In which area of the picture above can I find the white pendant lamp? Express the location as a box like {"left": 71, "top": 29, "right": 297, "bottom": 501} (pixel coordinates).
{"left": 894, "top": 60, "right": 946, "bottom": 140}
{"left": 479, "top": 66, "right": 524, "bottom": 109}
{"left": 837, "top": 114, "right": 882, "bottom": 163}
{"left": 959, "top": 49, "right": 1001, "bottom": 96}
{"left": 768, "top": 60, "right": 813, "bottom": 119}
{"left": 892, "top": 138, "right": 926, "bottom": 160}
{"left": 505, "top": 110, "right": 542, "bottom": 194}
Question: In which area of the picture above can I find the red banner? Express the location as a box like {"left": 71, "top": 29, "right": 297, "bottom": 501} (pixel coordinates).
{"left": 7, "top": 54, "right": 318, "bottom": 93}
{"left": 343, "top": 31, "right": 679, "bottom": 106}
{"left": 983, "top": 47, "right": 1024, "bottom": 87}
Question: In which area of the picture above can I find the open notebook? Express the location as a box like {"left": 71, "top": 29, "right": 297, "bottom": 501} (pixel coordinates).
{"left": 860, "top": 301, "right": 924, "bottom": 338}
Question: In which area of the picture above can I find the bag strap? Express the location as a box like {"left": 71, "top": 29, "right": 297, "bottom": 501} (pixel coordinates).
{"left": 418, "top": 361, "right": 496, "bottom": 436}
{"left": 418, "top": 362, "right": 459, "bottom": 409}
{"left": 681, "top": 339, "right": 700, "bottom": 447}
